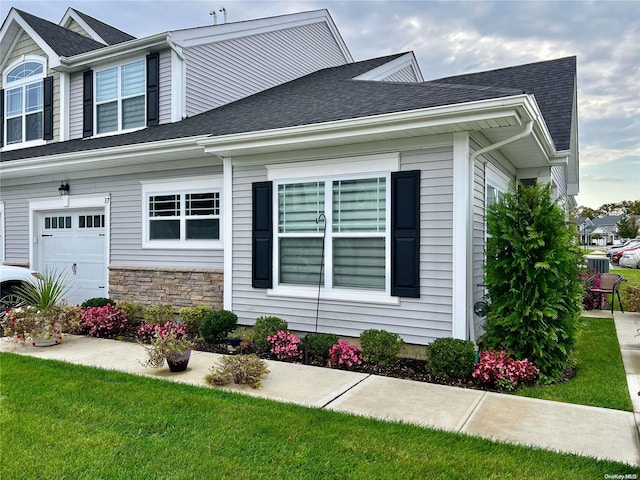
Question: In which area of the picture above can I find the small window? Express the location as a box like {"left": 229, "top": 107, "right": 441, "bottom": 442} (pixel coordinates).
{"left": 78, "top": 215, "right": 105, "bottom": 228}
{"left": 142, "top": 178, "right": 223, "bottom": 249}
{"left": 44, "top": 216, "right": 72, "bottom": 230}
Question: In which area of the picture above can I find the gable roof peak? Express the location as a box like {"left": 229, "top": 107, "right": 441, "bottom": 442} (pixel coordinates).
{"left": 63, "top": 7, "right": 136, "bottom": 45}
{"left": 12, "top": 8, "right": 108, "bottom": 56}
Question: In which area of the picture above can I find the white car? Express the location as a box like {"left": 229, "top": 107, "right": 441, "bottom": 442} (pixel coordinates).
{"left": 0, "top": 265, "right": 40, "bottom": 310}
{"left": 619, "top": 249, "right": 640, "bottom": 269}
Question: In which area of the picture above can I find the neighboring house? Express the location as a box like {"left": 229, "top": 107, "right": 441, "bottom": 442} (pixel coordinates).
{"left": 575, "top": 216, "right": 594, "bottom": 245}
{"left": 576, "top": 215, "right": 622, "bottom": 245}
{"left": 0, "top": 7, "right": 578, "bottom": 346}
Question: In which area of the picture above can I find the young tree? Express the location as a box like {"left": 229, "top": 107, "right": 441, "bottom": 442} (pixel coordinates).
{"left": 482, "top": 183, "right": 583, "bottom": 382}
{"left": 617, "top": 215, "right": 639, "bottom": 239}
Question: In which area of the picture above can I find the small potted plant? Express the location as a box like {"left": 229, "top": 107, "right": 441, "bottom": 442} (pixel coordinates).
{"left": 1, "top": 269, "right": 81, "bottom": 346}
{"left": 226, "top": 326, "right": 253, "bottom": 352}
{"left": 141, "top": 321, "right": 195, "bottom": 372}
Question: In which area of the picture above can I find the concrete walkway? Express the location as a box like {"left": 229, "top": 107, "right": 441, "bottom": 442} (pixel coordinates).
{"left": 2, "top": 314, "right": 640, "bottom": 467}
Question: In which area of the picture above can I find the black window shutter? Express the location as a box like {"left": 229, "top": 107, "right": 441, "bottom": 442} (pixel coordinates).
{"left": 252, "top": 181, "right": 273, "bottom": 289}
{"left": 391, "top": 170, "right": 421, "bottom": 298}
{"left": 82, "top": 70, "right": 93, "bottom": 137}
{"left": 146, "top": 52, "right": 160, "bottom": 126}
{"left": 43, "top": 76, "right": 54, "bottom": 140}
{"left": 0, "top": 89, "right": 4, "bottom": 147}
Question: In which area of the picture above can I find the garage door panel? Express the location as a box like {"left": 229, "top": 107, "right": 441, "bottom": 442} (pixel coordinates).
{"left": 38, "top": 209, "right": 106, "bottom": 306}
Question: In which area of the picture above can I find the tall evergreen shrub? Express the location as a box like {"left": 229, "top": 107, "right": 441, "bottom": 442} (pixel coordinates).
{"left": 482, "top": 183, "right": 583, "bottom": 381}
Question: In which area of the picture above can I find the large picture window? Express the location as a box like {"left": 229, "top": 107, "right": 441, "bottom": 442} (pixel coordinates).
{"left": 142, "top": 178, "right": 222, "bottom": 249}
{"left": 95, "top": 59, "right": 145, "bottom": 134}
{"left": 3, "top": 60, "right": 44, "bottom": 144}
{"left": 277, "top": 175, "right": 388, "bottom": 292}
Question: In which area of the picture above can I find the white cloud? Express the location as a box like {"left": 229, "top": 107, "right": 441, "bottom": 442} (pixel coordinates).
{"left": 580, "top": 144, "right": 640, "bottom": 167}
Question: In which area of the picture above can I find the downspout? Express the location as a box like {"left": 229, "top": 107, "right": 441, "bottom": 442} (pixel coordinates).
{"left": 466, "top": 120, "right": 533, "bottom": 345}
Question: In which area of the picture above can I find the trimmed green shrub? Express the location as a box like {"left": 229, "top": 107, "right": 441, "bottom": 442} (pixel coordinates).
{"left": 305, "top": 333, "right": 340, "bottom": 360}
{"left": 426, "top": 337, "right": 476, "bottom": 379}
{"left": 81, "top": 297, "right": 116, "bottom": 309}
{"left": 253, "top": 316, "right": 288, "bottom": 353}
{"left": 143, "top": 304, "right": 175, "bottom": 324}
{"left": 482, "top": 183, "right": 583, "bottom": 381}
{"left": 359, "top": 329, "right": 404, "bottom": 366}
{"left": 200, "top": 310, "right": 238, "bottom": 343}
{"left": 180, "top": 306, "right": 214, "bottom": 335}
{"left": 117, "top": 301, "right": 145, "bottom": 328}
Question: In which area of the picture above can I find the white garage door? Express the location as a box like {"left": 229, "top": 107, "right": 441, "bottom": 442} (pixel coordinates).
{"left": 38, "top": 209, "right": 107, "bottom": 305}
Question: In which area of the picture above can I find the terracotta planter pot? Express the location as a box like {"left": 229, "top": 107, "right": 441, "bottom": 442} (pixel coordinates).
{"left": 166, "top": 349, "right": 191, "bottom": 372}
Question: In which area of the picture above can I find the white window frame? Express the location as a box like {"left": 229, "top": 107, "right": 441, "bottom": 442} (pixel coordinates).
{"left": 141, "top": 176, "right": 223, "bottom": 250}
{"left": 267, "top": 153, "right": 400, "bottom": 305}
{"left": 94, "top": 58, "right": 146, "bottom": 136}
{"left": 2, "top": 56, "right": 47, "bottom": 150}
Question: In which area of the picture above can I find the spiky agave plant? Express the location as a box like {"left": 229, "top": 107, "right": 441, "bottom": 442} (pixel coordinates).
{"left": 15, "top": 269, "right": 72, "bottom": 310}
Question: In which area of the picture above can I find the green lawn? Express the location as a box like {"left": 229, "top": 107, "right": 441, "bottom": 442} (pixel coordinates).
{"left": 515, "top": 317, "right": 632, "bottom": 411}
{"left": 0, "top": 354, "right": 632, "bottom": 479}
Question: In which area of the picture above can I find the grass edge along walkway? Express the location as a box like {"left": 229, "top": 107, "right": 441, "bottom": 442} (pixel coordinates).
{"left": 1, "top": 353, "right": 635, "bottom": 480}
{"left": 515, "top": 316, "right": 632, "bottom": 411}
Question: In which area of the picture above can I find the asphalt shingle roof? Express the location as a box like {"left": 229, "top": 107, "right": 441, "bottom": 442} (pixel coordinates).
{"left": 429, "top": 56, "right": 576, "bottom": 151}
{"left": 71, "top": 8, "right": 136, "bottom": 45}
{"left": 16, "top": 9, "right": 108, "bottom": 56}
{"left": 0, "top": 54, "right": 576, "bottom": 162}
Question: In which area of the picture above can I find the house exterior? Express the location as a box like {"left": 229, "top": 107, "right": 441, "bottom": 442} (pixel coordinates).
{"left": 576, "top": 215, "right": 623, "bottom": 245}
{"left": 0, "top": 7, "right": 578, "bottom": 346}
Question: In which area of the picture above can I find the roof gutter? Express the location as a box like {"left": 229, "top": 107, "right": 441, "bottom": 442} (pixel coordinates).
{"left": 57, "top": 32, "right": 171, "bottom": 70}
{"left": 466, "top": 120, "right": 533, "bottom": 345}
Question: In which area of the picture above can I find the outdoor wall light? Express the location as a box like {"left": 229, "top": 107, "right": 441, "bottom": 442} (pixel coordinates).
{"left": 58, "top": 181, "right": 70, "bottom": 196}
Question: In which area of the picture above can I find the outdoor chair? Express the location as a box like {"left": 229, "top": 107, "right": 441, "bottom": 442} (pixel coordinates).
{"left": 587, "top": 273, "right": 625, "bottom": 314}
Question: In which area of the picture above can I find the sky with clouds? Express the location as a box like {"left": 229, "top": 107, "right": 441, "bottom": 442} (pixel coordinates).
{"left": 2, "top": 0, "right": 638, "bottom": 208}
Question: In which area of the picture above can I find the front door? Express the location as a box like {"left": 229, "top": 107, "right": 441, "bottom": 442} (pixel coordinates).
{"left": 38, "top": 209, "right": 107, "bottom": 305}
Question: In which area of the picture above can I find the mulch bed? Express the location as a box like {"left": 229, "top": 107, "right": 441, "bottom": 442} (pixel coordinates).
{"left": 113, "top": 331, "right": 573, "bottom": 392}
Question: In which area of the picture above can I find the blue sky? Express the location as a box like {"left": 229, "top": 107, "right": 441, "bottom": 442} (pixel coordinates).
{"left": 2, "top": 0, "right": 638, "bottom": 208}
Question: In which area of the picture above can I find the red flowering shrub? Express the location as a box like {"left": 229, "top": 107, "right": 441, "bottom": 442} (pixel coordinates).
{"left": 81, "top": 304, "right": 128, "bottom": 338}
{"left": 136, "top": 322, "right": 159, "bottom": 343}
{"left": 580, "top": 269, "right": 605, "bottom": 310}
{"left": 267, "top": 330, "right": 303, "bottom": 362}
{"left": 472, "top": 349, "right": 539, "bottom": 391}
{"left": 328, "top": 340, "right": 363, "bottom": 368}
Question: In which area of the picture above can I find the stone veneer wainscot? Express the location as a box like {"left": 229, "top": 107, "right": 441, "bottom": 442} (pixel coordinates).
{"left": 108, "top": 265, "right": 223, "bottom": 309}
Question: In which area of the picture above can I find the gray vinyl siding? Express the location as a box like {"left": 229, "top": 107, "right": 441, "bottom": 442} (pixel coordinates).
{"left": 0, "top": 31, "right": 47, "bottom": 90}
{"left": 382, "top": 65, "right": 419, "bottom": 82}
{"left": 69, "top": 71, "right": 83, "bottom": 139}
{"left": 184, "top": 22, "right": 346, "bottom": 117}
{"left": 158, "top": 49, "right": 172, "bottom": 124}
{"left": 0, "top": 186, "right": 30, "bottom": 264}
{"left": 231, "top": 146, "right": 455, "bottom": 345}
{"left": 469, "top": 140, "right": 487, "bottom": 340}
{"left": 0, "top": 162, "right": 224, "bottom": 269}
{"left": 551, "top": 165, "right": 568, "bottom": 211}
{"left": 2, "top": 31, "right": 59, "bottom": 142}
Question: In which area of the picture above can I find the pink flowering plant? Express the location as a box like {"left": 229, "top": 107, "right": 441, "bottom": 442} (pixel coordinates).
{"left": 472, "top": 349, "right": 539, "bottom": 391}
{"left": 136, "top": 322, "right": 159, "bottom": 343}
{"left": 81, "top": 304, "right": 128, "bottom": 338}
{"left": 328, "top": 340, "right": 363, "bottom": 368}
{"left": 140, "top": 321, "right": 194, "bottom": 369}
{"left": 267, "top": 330, "right": 303, "bottom": 362}
{"left": 1, "top": 303, "right": 81, "bottom": 346}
